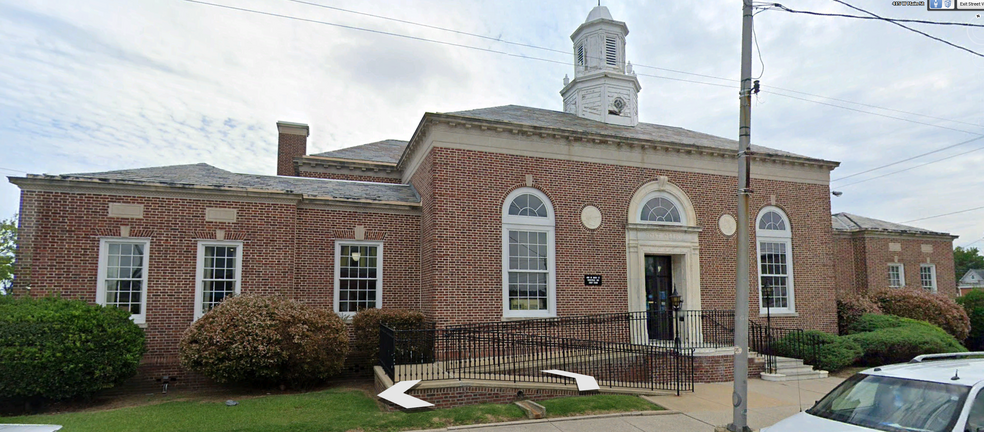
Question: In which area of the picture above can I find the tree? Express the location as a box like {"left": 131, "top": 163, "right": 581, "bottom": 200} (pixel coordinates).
{"left": 955, "top": 246, "right": 984, "bottom": 283}
{"left": 0, "top": 214, "right": 16, "bottom": 295}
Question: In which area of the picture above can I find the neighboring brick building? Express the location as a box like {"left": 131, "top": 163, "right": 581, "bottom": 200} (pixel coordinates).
{"left": 9, "top": 6, "right": 855, "bottom": 388}
{"left": 832, "top": 212, "right": 958, "bottom": 298}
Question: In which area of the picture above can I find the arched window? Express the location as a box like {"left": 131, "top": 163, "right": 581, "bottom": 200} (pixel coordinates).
{"left": 756, "top": 207, "right": 794, "bottom": 314}
{"left": 502, "top": 188, "right": 555, "bottom": 318}
{"left": 638, "top": 192, "right": 686, "bottom": 225}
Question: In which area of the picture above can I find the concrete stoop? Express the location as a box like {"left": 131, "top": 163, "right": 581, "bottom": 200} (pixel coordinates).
{"left": 760, "top": 356, "right": 828, "bottom": 382}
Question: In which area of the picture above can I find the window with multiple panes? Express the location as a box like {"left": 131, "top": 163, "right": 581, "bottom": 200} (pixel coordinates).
{"left": 97, "top": 239, "right": 150, "bottom": 324}
{"left": 503, "top": 188, "right": 555, "bottom": 318}
{"left": 334, "top": 242, "right": 382, "bottom": 315}
{"left": 920, "top": 264, "right": 937, "bottom": 292}
{"left": 605, "top": 36, "right": 618, "bottom": 66}
{"left": 194, "top": 242, "right": 242, "bottom": 320}
{"left": 640, "top": 196, "right": 682, "bottom": 223}
{"left": 756, "top": 207, "right": 794, "bottom": 314}
{"left": 888, "top": 263, "right": 905, "bottom": 288}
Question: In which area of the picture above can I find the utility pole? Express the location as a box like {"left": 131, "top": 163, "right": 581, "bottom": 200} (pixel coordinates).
{"left": 728, "top": 1, "right": 754, "bottom": 432}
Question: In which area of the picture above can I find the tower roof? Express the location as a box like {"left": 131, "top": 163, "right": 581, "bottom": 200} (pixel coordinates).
{"left": 585, "top": 6, "right": 613, "bottom": 22}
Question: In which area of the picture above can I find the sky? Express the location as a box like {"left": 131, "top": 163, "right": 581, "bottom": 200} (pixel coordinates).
{"left": 0, "top": 0, "right": 982, "bottom": 248}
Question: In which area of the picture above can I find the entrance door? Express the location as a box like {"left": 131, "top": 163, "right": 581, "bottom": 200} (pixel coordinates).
{"left": 645, "top": 255, "right": 673, "bottom": 340}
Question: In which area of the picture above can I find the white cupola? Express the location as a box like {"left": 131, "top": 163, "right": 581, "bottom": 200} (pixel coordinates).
{"left": 560, "top": 6, "right": 641, "bottom": 126}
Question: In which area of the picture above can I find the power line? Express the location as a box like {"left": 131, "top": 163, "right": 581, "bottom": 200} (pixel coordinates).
{"left": 770, "top": 3, "right": 984, "bottom": 28}
{"left": 833, "top": 135, "right": 984, "bottom": 182}
{"left": 0, "top": 167, "right": 28, "bottom": 174}
{"left": 902, "top": 204, "right": 984, "bottom": 224}
{"left": 830, "top": 0, "right": 984, "bottom": 58}
{"left": 279, "top": 0, "right": 984, "bottom": 131}
{"left": 836, "top": 143, "right": 984, "bottom": 188}
{"left": 184, "top": 0, "right": 982, "bottom": 155}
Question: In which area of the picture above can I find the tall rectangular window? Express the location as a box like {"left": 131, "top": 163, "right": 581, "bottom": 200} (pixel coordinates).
{"left": 507, "top": 230, "right": 549, "bottom": 311}
{"left": 195, "top": 242, "right": 242, "bottom": 320}
{"left": 334, "top": 242, "right": 382, "bottom": 316}
{"left": 605, "top": 36, "right": 618, "bottom": 66}
{"left": 97, "top": 239, "right": 150, "bottom": 324}
{"left": 759, "top": 241, "right": 790, "bottom": 309}
{"left": 921, "top": 264, "right": 937, "bottom": 292}
{"left": 888, "top": 263, "right": 905, "bottom": 288}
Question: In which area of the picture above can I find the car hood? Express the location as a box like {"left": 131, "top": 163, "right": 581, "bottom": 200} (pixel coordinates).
{"left": 762, "top": 412, "right": 876, "bottom": 432}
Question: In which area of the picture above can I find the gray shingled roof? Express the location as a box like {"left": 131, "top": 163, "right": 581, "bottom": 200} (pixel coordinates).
{"left": 831, "top": 212, "right": 950, "bottom": 236}
{"left": 962, "top": 269, "right": 984, "bottom": 285}
{"left": 310, "top": 139, "right": 407, "bottom": 164}
{"left": 443, "top": 105, "right": 826, "bottom": 162}
{"left": 58, "top": 163, "right": 419, "bottom": 203}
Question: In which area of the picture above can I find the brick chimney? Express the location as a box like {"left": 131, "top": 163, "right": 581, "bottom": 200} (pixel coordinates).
{"left": 276, "top": 121, "right": 309, "bottom": 176}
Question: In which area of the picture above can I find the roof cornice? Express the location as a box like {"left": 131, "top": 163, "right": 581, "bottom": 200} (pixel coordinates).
{"left": 8, "top": 175, "right": 419, "bottom": 211}
{"left": 396, "top": 112, "right": 841, "bottom": 172}
{"left": 832, "top": 228, "right": 957, "bottom": 241}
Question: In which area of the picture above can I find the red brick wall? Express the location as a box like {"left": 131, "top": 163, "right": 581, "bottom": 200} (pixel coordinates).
{"left": 834, "top": 234, "right": 956, "bottom": 298}
{"left": 409, "top": 151, "right": 437, "bottom": 320}
{"left": 278, "top": 133, "right": 306, "bottom": 176}
{"left": 424, "top": 147, "right": 836, "bottom": 333}
{"left": 14, "top": 191, "right": 420, "bottom": 360}
{"left": 299, "top": 170, "right": 402, "bottom": 184}
{"left": 693, "top": 355, "right": 766, "bottom": 383}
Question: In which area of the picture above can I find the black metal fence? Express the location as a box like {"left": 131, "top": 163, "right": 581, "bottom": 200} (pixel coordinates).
{"left": 379, "top": 320, "right": 695, "bottom": 394}
{"left": 750, "top": 321, "right": 823, "bottom": 373}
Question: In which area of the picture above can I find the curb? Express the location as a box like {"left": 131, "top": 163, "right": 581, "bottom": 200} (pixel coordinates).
{"left": 403, "top": 410, "right": 681, "bottom": 432}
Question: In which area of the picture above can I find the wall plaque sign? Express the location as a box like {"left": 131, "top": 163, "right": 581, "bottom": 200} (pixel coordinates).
{"left": 584, "top": 275, "right": 602, "bottom": 286}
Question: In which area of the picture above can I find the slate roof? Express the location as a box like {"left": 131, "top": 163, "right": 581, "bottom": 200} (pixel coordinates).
{"left": 53, "top": 163, "right": 420, "bottom": 203}
{"left": 831, "top": 212, "right": 951, "bottom": 237}
{"left": 442, "top": 105, "right": 827, "bottom": 162}
{"left": 310, "top": 139, "right": 407, "bottom": 164}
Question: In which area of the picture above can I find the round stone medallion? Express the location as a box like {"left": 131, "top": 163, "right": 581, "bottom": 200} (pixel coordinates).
{"left": 580, "top": 205, "right": 602, "bottom": 230}
{"left": 718, "top": 214, "right": 737, "bottom": 237}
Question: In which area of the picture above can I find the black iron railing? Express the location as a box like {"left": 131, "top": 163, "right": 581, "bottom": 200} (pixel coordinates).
{"left": 749, "top": 321, "right": 824, "bottom": 373}
{"left": 379, "top": 320, "right": 695, "bottom": 394}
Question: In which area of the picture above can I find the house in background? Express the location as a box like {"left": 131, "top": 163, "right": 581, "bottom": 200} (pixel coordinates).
{"left": 10, "top": 6, "right": 856, "bottom": 392}
{"left": 832, "top": 212, "right": 958, "bottom": 298}
{"left": 959, "top": 269, "right": 984, "bottom": 296}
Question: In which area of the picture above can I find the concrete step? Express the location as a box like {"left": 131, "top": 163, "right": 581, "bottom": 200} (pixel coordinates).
{"left": 776, "top": 366, "right": 821, "bottom": 376}
{"left": 761, "top": 369, "right": 829, "bottom": 382}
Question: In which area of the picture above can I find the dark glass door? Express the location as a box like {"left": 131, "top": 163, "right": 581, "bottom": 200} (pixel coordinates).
{"left": 645, "top": 255, "right": 673, "bottom": 340}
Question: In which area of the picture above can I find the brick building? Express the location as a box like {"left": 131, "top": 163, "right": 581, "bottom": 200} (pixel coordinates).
{"left": 832, "top": 212, "right": 958, "bottom": 298}
{"left": 9, "top": 6, "right": 859, "bottom": 387}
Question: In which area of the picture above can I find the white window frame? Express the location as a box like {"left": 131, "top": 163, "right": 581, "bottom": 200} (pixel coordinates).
{"left": 920, "top": 264, "right": 937, "bottom": 293}
{"left": 96, "top": 238, "right": 150, "bottom": 325}
{"left": 194, "top": 241, "right": 243, "bottom": 320}
{"left": 333, "top": 240, "right": 383, "bottom": 318}
{"left": 637, "top": 191, "right": 687, "bottom": 225}
{"left": 888, "top": 263, "right": 905, "bottom": 288}
{"left": 502, "top": 188, "right": 556, "bottom": 319}
{"left": 756, "top": 207, "right": 795, "bottom": 315}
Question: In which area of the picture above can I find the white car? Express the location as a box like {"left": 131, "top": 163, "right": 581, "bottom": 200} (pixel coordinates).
{"left": 763, "top": 353, "right": 984, "bottom": 432}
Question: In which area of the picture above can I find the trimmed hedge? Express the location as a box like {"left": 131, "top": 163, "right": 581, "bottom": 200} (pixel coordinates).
{"left": 179, "top": 295, "right": 348, "bottom": 387}
{"left": 0, "top": 296, "right": 146, "bottom": 402}
{"left": 872, "top": 289, "right": 970, "bottom": 341}
{"left": 957, "top": 290, "right": 984, "bottom": 350}
{"left": 352, "top": 308, "right": 427, "bottom": 370}
{"left": 843, "top": 314, "right": 966, "bottom": 365}
{"left": 773, "top": 330, "right": 862, "bottom": 372}
{"left": 836, "top": 295, "right": 882, "bottom": 335}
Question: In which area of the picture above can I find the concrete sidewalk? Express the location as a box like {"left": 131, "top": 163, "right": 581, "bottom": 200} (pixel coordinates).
{"left": 406, "top": 377, "right": 845, "bottom": 432}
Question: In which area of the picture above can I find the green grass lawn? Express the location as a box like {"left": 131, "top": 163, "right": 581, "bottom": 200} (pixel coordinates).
{"left": 3, "top": 389, "right": 661, "bottom": 432}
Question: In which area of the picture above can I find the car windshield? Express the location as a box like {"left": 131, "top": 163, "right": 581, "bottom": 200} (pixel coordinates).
{"left": 806, "top": 373, "right": 969, "bottom": 432}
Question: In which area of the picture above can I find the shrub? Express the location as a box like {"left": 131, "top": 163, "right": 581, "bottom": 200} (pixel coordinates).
{"left": 844, "top": 316, "right": 967, "bottom": 365}
{"left": 352, "top": 308, "right": 427, "bottom": 370}
{"left": 815, "top": 338, "right": 864, "bottom": 371}
{"left": 772, "top": 330, "right": 861, "bottom": 371}
{"left": 844, "top": 313, "right": 909, "bottom": 335}
{"left": 0, "top": 296, "right": 146, "bottom": 402}
{"left": 836, "top": 295, "right": 882, "bottom": 335}
{"left": 180, "top": 295, "right": 348, "bottom": 387}
{"left": 957, "top": 290, "right": 984, "bottom": 350}
{"left": 872, "top": 289, "right": 970, "bottom": 341}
